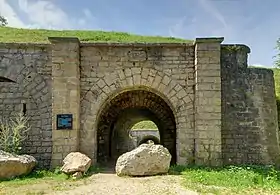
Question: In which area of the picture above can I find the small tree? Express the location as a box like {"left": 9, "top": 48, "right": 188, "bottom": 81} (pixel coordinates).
{"left": 276, "top": 38, "right": 280, "bottom": 68}
{"left": 0, "top": 113, "right": 31, "bottom": 154}
{"left": 0, "top": 15, "right": 7, "bottom": 26}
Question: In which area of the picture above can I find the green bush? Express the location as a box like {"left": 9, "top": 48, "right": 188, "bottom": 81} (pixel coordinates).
{"left": 277, "top": 97, "right": 280, "bottom": 132}
{"left": 0, "top": 113, "right": 31, "bottom": 154}
{"left": 274, "top": 68, "right": 280, "bottom": 132}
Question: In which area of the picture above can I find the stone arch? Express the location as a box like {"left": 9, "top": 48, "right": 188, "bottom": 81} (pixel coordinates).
{"left": 0, "top": 55, "right": 52, "bottom": 167}
{"left": 0, "top": 76, "right": 16, "bottom": 83}
{"left": 138, "top": 135, "right": 160, "bottom": 145}
{"left": 96, "top": 89, "right": 176, "bottom": 164}
{"left": 80, "top": 67, "right": 193, "bottom": 165}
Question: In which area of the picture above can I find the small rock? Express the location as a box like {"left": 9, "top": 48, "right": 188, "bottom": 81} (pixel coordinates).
{"left": 116, "top": 143, "right": 171, "bottom": 176}
{"left": 146, "top": 140, "right": 154, "bottom": 144}
{"left": 72, "top": 172, "right": 83, "bottom": 179}
{"left": 0, "top": 150, "right": 37, "bottom": 179}
{"left": 61, "top": 152, "right": 92, "bottom": 174}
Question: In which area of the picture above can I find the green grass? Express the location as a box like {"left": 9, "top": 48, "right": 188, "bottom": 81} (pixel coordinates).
{"left": 0, "top": 27, "right": 190, "bottom": 43}
{"left": 131, "top": 120, "right": 158, "bottom": 130}
{"left": 0, "top": 166, "right": 103, "bottom": 195}
{"left": 0, "top": 169, "right": 68, "bottom": 185}
{"left": 273, "top": 68, "right": 280, "bottom": 96}
{"left": 170, "top": 165, "right": 280, "bottom": 195}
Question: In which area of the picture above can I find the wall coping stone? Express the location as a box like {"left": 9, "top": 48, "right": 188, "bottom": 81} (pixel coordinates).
{"left": 248, "top": 67, "right": 274, "bottom": 75}
{"left": 222, "top": 44, "right": 251, "bottom": 53}
{"left": 0, "top": 43, "right": 49, "bottom": 48}
{"left": 195, "top": 37, "right": 224, "bottom": 44}
{"left": 48, "top": 37, "right": 80, "bottom": 43}
{"left": 80, "top": 42, "right": 194, "bottom": 47}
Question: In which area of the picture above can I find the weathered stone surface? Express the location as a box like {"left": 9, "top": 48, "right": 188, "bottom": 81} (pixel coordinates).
{"left": 72, "top": 171, "right": 83, "bottom": 179}
{"left": 0, "top": 43, "right": 52, "bottom": 168}
{"left": 0, "top": 150, "right": 37, "bottom": 179}
{"left": 61, "top": 152, "right": 91, "bottom": 174}
{"left": 1, "top": 37, "right": 279, "bottom": 169}
{"left": 115, "top": 143, "right": 171, "bottom": 176}
{"left": 221, "top": 45, "right": 280, "bottom": 165}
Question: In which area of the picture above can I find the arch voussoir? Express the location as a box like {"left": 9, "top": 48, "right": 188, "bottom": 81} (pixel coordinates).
{"left": 80, "top": 67, "right": 193, "bottom": 165}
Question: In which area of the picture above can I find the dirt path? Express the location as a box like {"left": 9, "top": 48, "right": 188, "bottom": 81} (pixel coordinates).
{"left": 51, "top": 173, "right": 198, "bottom": 195}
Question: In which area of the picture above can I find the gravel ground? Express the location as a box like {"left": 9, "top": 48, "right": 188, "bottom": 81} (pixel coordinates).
{"left": 52, "top": 173, "right": 198, "bottom": 195}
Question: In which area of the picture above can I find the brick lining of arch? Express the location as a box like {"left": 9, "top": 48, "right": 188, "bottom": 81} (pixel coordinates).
{"left": 138, "top": 135, "right": 160, "bottom": 145}
{"left": 80, "top": 67, "right": 194, "bottom": 165}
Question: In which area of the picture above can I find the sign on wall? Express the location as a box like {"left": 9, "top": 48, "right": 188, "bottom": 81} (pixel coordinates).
{"left": 57, "top": 114, "right": 73, "bottom": 130}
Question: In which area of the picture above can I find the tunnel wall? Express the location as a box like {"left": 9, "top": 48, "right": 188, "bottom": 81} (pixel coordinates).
{"left": 110, "top": 109, "right": 159, "bottom": 160}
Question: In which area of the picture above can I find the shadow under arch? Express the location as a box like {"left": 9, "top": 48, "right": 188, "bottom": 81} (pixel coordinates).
{"left": 0, "top": 76, "right": 16, "bottom": 83}
{"left": 138, "top": 135, "right": 160, "bottom": 146}
{"left": 95, "top": 87, "right": 177, "bottom": 165}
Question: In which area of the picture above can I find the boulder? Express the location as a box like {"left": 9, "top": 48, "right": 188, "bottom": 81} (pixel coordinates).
{"left": 0, "top": 150, "right": 37, "bottom": 179}
{"left": 61, "top": 152, "right": 91, "bottom": 174}
{"left": 115, "top": 143, "right": 171, "bottom": 176}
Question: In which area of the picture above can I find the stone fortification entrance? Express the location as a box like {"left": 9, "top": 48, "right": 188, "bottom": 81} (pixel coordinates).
{"left": 0, "top": 37, "right": 279, "bottom": 168}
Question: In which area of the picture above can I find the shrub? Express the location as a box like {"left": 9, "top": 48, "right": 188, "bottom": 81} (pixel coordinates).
{"left": 277, "top": 97, "right": 280, "bottom": 132}
{"left": 0, "top": 113, "right": 31, "bottom": 154}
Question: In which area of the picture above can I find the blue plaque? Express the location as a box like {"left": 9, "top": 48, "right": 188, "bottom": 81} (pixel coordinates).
{"left": 57, "top": 114, "right": 73, "bottom": 130}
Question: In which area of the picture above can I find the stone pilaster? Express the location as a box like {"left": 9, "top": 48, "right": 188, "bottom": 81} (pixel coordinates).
{"left": 194, "top": 37, "right": 223, "bottom": 166}
{"left": 49, "top": 37, "right": 81, "bottom": 168}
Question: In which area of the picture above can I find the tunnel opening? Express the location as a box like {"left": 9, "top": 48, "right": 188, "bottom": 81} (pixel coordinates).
{"left": 130, "top": 120, "right": 160, "bottom": 148}
{"left": 130, "top": 120, "right": 160, "bottom": 146}
{"left": 138, "top": 135, "right": 160, "bottom": 145}
{"left": 96, "top": 89, "right": 177, "bottom": 166}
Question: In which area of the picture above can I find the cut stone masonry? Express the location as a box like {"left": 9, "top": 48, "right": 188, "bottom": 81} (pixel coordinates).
{"left": 0, "top": 37, "right": 279, "bottom": 168}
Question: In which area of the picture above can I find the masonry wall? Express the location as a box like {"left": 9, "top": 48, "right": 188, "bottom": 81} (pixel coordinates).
{"left": 0, "top": 43, "right": 52, "bottom": 168}
{"left": 221, "top": 45, "right": 280, "bottom": 165}
{"left": 79, "top": 43, "right": 196, "bottom": 165}
{"left": 1, "top": 38, "right": 280, "bottom": 168}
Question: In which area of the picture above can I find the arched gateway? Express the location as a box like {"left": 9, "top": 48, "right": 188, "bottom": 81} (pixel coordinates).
{"left": 96, "top": 89, "right": 177, "bottom": 164}
{"left": 1, "top": 36, "right": 280, "bottom": 169}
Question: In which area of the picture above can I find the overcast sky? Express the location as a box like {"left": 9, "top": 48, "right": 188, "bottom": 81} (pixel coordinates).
{"left": 0, "top": 0, "right": 279, "bottom": 67}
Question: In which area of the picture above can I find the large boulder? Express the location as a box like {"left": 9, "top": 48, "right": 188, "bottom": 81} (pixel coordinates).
{"left": 116, "top": 143, "right": 171, "bottom": 176}
{"left": 0, "top": 150, "right": 37, "bottom": 179}
{"left": 61, "top": 152, "right": 92, "bottom": 174}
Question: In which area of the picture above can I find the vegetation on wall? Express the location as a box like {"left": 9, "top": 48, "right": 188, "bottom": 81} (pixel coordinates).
{"left": 273, "top": 68, "right": 280, "bottom": 131}
{"left": 276, "top": 38, "right": 280, "bottom": 68}
{"left": 0, "top": 113, "right": 31, "bottom": 154}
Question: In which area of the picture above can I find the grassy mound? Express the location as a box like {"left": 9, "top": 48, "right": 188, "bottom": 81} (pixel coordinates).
{"left": 0, "top": 27, "right": 190, "bottom": 43}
